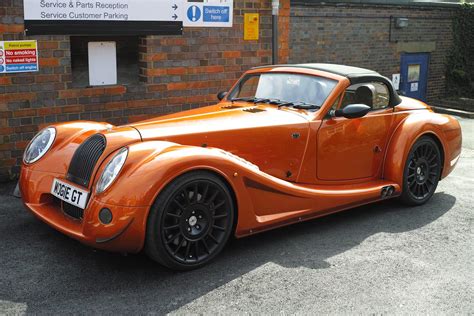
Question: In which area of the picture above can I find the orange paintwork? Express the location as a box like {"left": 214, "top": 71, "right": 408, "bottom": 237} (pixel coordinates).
{"left": 19, "top": 66, "right": 462, "bottom": 254}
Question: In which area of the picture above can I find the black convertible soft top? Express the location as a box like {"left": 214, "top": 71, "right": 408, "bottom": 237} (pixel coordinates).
{"left": 253, "top": 63, "right": 403, "bottom": 106}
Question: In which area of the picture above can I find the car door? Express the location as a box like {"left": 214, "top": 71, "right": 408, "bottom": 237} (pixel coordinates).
{"left": 317, "top": 81, "right": 395, "bottom": 181}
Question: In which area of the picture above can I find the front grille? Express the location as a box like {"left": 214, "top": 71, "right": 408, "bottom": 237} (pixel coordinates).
{"left": 67, "top": 134, "right": 106, "bottom": 188}
{"left": 53, "top": 197, "right": 84, "bottom": 220}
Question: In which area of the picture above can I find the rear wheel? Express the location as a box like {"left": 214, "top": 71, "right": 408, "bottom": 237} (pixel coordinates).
{"left": 400, "top": 136, "right": 441, "bottom": 206}
{"left": 145, "top": 171, "right": 235, "bottom": 270}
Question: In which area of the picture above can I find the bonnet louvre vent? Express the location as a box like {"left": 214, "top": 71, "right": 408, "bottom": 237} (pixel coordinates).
{"left": 221, "top": 105, "right": 242, "bottom": 110}
{"left": 243, "top": 108, "right": 266, "bottom": 113}
{"left": 67, "top": 134, "right": 106, "bottom": 188}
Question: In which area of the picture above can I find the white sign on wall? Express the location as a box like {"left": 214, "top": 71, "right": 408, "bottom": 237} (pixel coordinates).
{"left": 23, "top": 0, "right": 233, "bottom": 27}
{"left": 392, "top": 73, "right": 400, "bottom": 90}
{"left": 88, "top": 42, "right": 117, "bottom": 86}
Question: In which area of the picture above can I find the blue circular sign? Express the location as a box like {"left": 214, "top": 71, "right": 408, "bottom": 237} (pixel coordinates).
{"left": 0, "top": 65, "right": 4, "bottom": 72}
{"left": 187, "top": 5, "right": 201, "bottom": 22}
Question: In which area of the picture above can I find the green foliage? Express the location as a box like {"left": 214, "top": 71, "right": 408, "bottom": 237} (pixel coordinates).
{"left": 446, "top": 3, "right": 474, "bottom": 98}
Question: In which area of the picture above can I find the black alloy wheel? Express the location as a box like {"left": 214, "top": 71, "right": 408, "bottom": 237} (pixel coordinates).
{"left": 400, "top": 136, "right": 442, "bottom": 206}
{"left": 146, "top": 171, "right": 235, "bottom": 270}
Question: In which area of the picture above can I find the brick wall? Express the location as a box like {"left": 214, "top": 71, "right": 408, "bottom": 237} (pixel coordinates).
{"left": 290, "top": 2, "right": 455, "bottom": 103}
{"left": 0, "top": 0, "right": 290, "bottom": 182}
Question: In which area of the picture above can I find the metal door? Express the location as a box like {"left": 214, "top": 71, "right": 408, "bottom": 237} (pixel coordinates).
{"left": 400, "top": 53, "right": 430, "bottom": 101}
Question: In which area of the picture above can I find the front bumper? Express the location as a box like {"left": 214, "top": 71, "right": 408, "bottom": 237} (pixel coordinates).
{"left": 19, "top": 167, "right": 149, "bottom": 253}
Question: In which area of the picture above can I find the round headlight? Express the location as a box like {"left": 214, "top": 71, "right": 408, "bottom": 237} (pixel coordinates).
{"left": 23, "top": 127, "right": 56, "bottom": 164}
{"left": 96, "top": 147, "right": 128, "bottom": 194}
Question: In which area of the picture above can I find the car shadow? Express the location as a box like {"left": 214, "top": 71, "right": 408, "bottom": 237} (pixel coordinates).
{"left": 0, "top": 192, "right": 456, "bottom": 314}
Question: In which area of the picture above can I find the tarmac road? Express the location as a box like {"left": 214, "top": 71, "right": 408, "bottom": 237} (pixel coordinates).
{"left": 0, "top": 117, "right": 472, "bottom": 314}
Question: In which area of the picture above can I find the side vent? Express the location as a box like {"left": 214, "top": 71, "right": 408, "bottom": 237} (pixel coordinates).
{"left": 243, "top": 108, "right": 266, "bottom": 113}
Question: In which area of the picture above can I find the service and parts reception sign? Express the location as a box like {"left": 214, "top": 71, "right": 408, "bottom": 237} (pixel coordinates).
{"left": 23, "top": 0, "right": 234, "bottom": 27}
{"left": 0, "top": 41, "right": 39, "bottom": 74}
{"left": 24, "top": 0, "right": 181, "bottom": 22}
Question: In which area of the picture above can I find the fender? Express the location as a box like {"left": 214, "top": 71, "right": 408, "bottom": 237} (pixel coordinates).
{"left": 383, "top": 111, "right": 460, "bottom": 186}
{"left": 92, "top": 141, "right": 258, "bottom": 241}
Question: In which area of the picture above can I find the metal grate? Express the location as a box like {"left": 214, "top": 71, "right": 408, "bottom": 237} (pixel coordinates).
{"left": 67, "top": 134, "right": 106, "bottom": 188}
{"left": 53, "top": 197, "right": 84, "bottom": 220}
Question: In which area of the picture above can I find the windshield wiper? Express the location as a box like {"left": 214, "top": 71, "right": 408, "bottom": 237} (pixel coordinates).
{"left": 231, "top": 97, "right": 275, "bottom": 105}
{"left": 291, "top": 102, "right": 320, "bottom": 110}
{"left": 230, "top": 97, "right": 256, "bottom": 103}
{"left": 231, "top": 97, "right": 320, "bottom": 110}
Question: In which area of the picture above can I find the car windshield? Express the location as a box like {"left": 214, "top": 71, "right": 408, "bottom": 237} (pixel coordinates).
{"left": 228, "top": 73, "right": 337, "bottom": 108}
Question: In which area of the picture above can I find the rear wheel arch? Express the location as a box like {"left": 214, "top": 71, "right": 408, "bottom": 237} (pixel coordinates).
{"left": 418, "top": 132, "right": 445, "bottom": 179}
{"left": 383, "top": 118, "right": 446, "bottom": 184}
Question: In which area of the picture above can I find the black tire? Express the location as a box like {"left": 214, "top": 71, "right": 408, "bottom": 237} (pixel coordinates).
{"left": 145, "top": 171, "right": 235, "bottom": 270}
{"left": 400, "top": 136, "right": 442, "bottom": 206}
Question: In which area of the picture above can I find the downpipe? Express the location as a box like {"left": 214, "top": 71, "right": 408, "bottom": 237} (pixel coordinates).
{"left": 272, "top": 0, "right": 279, "bottom": 64}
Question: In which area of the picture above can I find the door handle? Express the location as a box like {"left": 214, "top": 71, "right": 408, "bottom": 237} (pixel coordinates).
{"left": 374, "top": 145, "right": 382, "bottom": 153}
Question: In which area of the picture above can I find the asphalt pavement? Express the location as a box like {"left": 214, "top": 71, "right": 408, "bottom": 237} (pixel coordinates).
{"left": 0, "top": 117, "right": 472, "bottom": 314}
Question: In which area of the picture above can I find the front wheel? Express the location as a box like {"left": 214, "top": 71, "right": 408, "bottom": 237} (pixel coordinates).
{"left": 145, "top": 171, "right": 235, "bottom": 270}
{"left": 400, "top": 136, "right": 442, "bottom": 206}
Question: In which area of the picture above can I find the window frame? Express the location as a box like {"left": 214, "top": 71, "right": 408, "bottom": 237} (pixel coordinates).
{"left": 337, "top": 80, "right": 392, "bottom": 113}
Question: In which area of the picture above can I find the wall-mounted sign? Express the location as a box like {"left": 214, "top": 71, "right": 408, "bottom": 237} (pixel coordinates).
{"left": 392, "top": 73, "right": 400, "bottom": 90}
{"left": 23, "top": 0, "right": 183, "bottom": 35}
{"left": 183, "top": 0, "right": 233, "bottom": 27}
{"left": 0, "top": 40, "right": 39, "bottom": 74}
{"left": 23, "top": 0, "right": 233, "bottom": 35}
{"left": 244, "top": 13, "right": 259, "bottom": 40}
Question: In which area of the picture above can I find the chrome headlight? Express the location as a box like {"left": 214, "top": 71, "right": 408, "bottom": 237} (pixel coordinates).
{"left": 96, "top": 147, "right": 128, "bottom": 194}
{"left": 23, "top": 127, "right": 56, "bottom": 164}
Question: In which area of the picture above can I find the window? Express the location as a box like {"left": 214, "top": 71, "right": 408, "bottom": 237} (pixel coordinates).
{"left": 70, "top": 36, "right": 139, "bottom": 87}
{"left": 229, "top": 73, "right": 337, "bottom": 107}
{"left": 340, "top": 82, "right": 390, "bottom": 111}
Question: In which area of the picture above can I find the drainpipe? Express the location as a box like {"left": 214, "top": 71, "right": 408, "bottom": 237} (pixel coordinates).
{"left": 272, "top": 0, "right": 279, "bottom": 64}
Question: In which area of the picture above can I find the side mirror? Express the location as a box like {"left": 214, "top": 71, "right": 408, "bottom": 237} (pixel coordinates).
{"left": 334, "top": 104, "right": 371, "bottom": 119}
{"left": 217, "top": 91, "right": 228, "bottom": 101}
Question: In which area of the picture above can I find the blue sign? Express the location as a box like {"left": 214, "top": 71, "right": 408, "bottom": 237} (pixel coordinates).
{"left": 203, "top": 6, "right": 230, "bottom": 23}
{"left": 5, "top": 64, "right": 38, "bottom": 72}
{"left": 187, "top": 5, "right": 201, "bottom": 22}
{"left": 0, "top": 65, "right": 4, "bottom": 72}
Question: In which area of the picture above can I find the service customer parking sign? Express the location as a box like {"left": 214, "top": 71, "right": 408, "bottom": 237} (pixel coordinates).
{"left": 0, "top": 40, "right": 39, "bottom": 73}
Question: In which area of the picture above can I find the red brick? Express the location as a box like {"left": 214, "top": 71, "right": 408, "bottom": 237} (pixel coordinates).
{"left": 39, "top": 58, "right": 60, "bottom": 67}
{"left": 104, "top": 86, "right": 126, "bottom": 95}
{"left": 167, "top": 67, "right": 188, "bottom": 75}
{"left": 61, "top": 105, "right": 83, "bottom": 113}
{"left": 0, "top": 77, "right": 11, "bottom": 85}
{"left": 0, "top": 24, "right": 24, "bottom": 33}
{"left": 13, "top": 109, "right": 37, "bottom": 118}
{"left": 58, "top": 90, "right": 80, "bottom": 98}
{"left": 223, "top": 51, "right": 241, "bottom": 58}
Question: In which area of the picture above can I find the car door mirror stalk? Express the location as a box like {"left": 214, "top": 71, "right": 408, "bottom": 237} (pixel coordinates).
{"left": 217, "top": 91, "right": 228, "bottom": 101}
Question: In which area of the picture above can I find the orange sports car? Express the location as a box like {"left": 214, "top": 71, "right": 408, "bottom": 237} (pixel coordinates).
{"left": 19, "top": 64, "right": 462, "bottom": 270}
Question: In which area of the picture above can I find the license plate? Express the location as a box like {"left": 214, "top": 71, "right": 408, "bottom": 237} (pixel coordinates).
{"left": 51, "top": 179, "right": 89, "bottom": 210}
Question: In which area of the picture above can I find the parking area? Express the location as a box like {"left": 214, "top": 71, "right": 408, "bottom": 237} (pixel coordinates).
{"left": 0, "top": 117, "right": 472, "bottom": 314}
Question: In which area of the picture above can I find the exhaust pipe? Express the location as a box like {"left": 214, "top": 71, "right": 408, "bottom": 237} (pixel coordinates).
{"left": 381, "top": 185, "right": 395, "bottom": 198}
